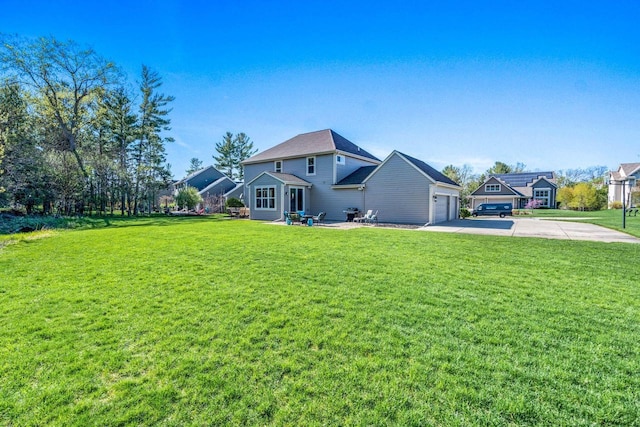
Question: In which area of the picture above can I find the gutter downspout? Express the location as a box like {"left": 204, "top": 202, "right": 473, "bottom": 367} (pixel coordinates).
{"left": 280, "top": 183, "right": 286, "bottom": 221}
{"left": 430, "top": 184, "right": 438, "bottom": 224}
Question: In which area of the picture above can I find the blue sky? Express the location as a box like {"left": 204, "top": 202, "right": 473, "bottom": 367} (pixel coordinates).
{"left": 3, "top": 0, "right": 640, "bottom": 178}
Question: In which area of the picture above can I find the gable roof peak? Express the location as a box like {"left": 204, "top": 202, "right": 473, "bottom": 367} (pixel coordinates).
{"left": 389, "top": 151, "right": 460, "bottom": 187}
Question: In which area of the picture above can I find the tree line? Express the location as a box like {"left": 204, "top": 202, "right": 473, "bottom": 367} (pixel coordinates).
{"left": 0, "top": 35, "right": 174, "bottom": 216}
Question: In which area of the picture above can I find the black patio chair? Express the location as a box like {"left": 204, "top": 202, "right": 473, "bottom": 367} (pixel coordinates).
{"left": 312, "top": 212, "right": 326, "bottom": 225}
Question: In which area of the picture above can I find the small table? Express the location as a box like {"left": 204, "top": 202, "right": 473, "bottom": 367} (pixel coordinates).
{"left": 301, "top": 214, "right": 314, "bottom": 226}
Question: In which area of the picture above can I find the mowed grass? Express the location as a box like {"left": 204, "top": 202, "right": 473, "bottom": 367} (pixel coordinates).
{"left": 1, "top": 217, "right": 639, "bottom": 426}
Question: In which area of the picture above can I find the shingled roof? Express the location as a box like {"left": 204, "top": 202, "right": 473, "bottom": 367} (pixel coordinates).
{"left": 610, "top": 163, "right": 640, "bottom": 181}
{"left": 335, "top": 165, "right": 378, "bottom": 185}
{"left": 492, "top": 172, "right": 556, "bottom": 188}
{"left": 398, "top": 152, "right": 460, "bottom": 186}
{"left": 242, "top": 129, "right": 380, "bottom": 164}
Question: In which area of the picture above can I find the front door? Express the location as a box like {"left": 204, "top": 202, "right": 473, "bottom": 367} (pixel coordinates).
{"left": 289, "top": 187, "right": 304, "bottom": 212}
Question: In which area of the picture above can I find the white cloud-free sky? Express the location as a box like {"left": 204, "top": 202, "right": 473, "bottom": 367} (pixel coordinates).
{"left": 3, "top": 0, "right": 639, "bottom": 177}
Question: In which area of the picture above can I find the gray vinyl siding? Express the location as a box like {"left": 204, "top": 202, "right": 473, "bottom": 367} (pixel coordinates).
{"left": 365, "top": 154, "right": 431, "bottom": 224}
{"left": 303, "top": 155, "right": 363, "bottom": 220}
{"left": 317, "top": 187, "right": 364, "bottom": 221}
{"left": 247, "top": 174, "right": 282, "bottom": 221}
{"left": 243, "top": 163, "right": 268, "bottom": 207}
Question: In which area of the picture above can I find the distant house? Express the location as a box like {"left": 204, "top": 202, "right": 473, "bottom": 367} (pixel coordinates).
{"left": 469, "top": 172, "right": 557, "bottom": 209}
{"left": 174, "top": 165, "right": 243, "bottom": 210}
{"left": 241, "top": 129, "right": 461, "bottom": 224}
{"left": 608, "top": 163, "right": 640, "bottom": 208}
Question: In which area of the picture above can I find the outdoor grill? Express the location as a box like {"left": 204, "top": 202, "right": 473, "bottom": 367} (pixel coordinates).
{"left": 343, "top": 208, "right": 359, "bottom": 222}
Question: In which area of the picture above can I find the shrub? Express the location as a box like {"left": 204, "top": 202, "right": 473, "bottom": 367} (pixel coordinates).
{"left": 175, "top": 187, "right": 203, "bottom": 210}
{"left": 610, "top": 201, "right": 623, "bottom": 209}
{"left": 225, "top": 197, "right": 244, "bottom": 208}
{"left": 460, "top": 208, "right": 471, "bottom": 219}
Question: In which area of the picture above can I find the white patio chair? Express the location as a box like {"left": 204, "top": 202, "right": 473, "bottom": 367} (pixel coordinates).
{"left": 365, "top": 210, "right": 378, "bottom": 225}
{"left": 354, "top": 210, "right": 372, "bottom": 223}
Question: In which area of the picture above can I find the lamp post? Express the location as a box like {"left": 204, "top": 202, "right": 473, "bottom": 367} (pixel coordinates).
{"left": 610, "top": 178, "right": 628, "bottom": 229}
{"left": 622, "top": 179, "right": 626, "bottom": 229}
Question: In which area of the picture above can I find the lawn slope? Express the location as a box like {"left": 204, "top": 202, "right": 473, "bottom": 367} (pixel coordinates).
{"left": 1, "top": 218, "right": 639, "bottom": 425}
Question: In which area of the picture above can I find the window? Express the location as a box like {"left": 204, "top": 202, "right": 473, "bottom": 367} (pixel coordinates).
{"left": 306, "top": 156, "right": 315, "bottom": 175}
{"left": 336, "top": 154, "right": 345, "bottom": 165}
{"left": 485, "top": 184, "right": 501, "bottom": 192}
{"left": 533, "top": 189, "right": 550, "bottom": 207}
{"left": 255, "top": 186, "right": 276, "bottom": 210}
{"left": 274, "top": 160, "right": 282, "bottom": 173}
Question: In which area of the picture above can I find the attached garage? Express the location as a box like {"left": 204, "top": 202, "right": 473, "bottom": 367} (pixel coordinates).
{"left": 362, "top": 152, "right": 461, "bottom": 225}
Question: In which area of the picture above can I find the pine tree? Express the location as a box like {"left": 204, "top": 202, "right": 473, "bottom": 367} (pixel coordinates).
{"left": 213, "top": 132, "right": 256, "bottom": 180}
{"left": 132, "top": 65, "right": 174, "bottom": 215}
{"left": 233, "top": 132, "right": 256, "bottom": 180}
{"left": 214, "top": 132, "right": 235, "bottom": 179}
{"left": 185, "top": 158, "right": 204, "bottom": 176}
{"left": 102, "top": 87, "right": 137, "bottom": 215}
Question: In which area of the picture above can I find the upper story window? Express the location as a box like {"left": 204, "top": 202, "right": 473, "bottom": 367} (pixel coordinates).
{"left": 306, "top": 156, "right": 316, "bottom": 175}
{"left": 336, "top": 154, "right": 345, "bottom": 165}
{"left": 485, "top": 184, "right": 501, "bottom": 192}
{"left": 274, "top": 160, "right": 282, "bottom": 173}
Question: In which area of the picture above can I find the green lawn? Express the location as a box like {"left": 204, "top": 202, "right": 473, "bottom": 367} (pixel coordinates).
{"left": 1, "top": 217, "right": 639, "bottom": 425}
{"left": 529, "top": 208, "right": 640, "bottom": 237}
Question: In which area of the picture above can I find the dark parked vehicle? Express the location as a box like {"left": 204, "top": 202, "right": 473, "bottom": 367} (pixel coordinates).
{"left": 472, "top": 203, "right": 513, "bottom": 218}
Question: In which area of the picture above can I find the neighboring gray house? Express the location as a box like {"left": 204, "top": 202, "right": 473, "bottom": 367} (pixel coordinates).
{"left": 241, "top": 129, "right": 461, "bottom": 224}
{"left": 469, "top": 172, "right": 557, "bottom": 209}
{"left": 608, "top": 163, "right": 640, "bottom": 208}
{"left": 174, "top": 165, "right": 243, "bottom": 209}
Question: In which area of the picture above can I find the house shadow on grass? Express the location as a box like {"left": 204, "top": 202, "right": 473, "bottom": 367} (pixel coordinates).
{"left": 72, "top": 214, "right": 227, "bottom": 231}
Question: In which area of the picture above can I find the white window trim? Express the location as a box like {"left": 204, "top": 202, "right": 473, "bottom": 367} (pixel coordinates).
{"left": 306, "top": 156, "right": 316, "bottom": 176}
{"left": 274, "top": 160, "right": 282, "bottom": 173}
{"left": 533, "top": 188, "right": 551, "bottom": 207}
{"left": 485, "top": 184, "right": 501, "bottom": 192}
{"left": 254, "top": 185, "right": 277, "bottom": 211}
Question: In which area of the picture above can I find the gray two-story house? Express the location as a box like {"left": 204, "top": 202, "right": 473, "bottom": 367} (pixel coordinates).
{"left": 241, "top": 129, "right": 461, "bottom": 224}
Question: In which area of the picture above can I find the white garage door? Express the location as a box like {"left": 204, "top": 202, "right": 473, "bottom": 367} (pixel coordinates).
{"left": 435, "top": 196, "right": 449, "bottom": 223}
{"left": 486, "top": 198, "right": 508, "bottom": 205}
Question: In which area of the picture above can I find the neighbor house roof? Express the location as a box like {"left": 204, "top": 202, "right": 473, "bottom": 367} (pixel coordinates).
{"left": 472, "top": 172, "right": 555, "bottom": 197}
{"left": 492, "top": 172, "right": 556, "bottom": 188}
{"left": 611, "top": 162, "right": 640, "bottom": 181}
{"left": 198, "top": 176, "right": 235, "bottom": 196}
{"left": 175, "top": 165, "right": 218, "bottom": 186}
{"left": 241, "top": 129, "right": 380, "bottom": 164}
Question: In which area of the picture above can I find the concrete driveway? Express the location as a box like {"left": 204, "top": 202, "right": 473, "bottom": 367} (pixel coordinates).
{"left": 419, "top": 217, "right": 640, "bottom": 243}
